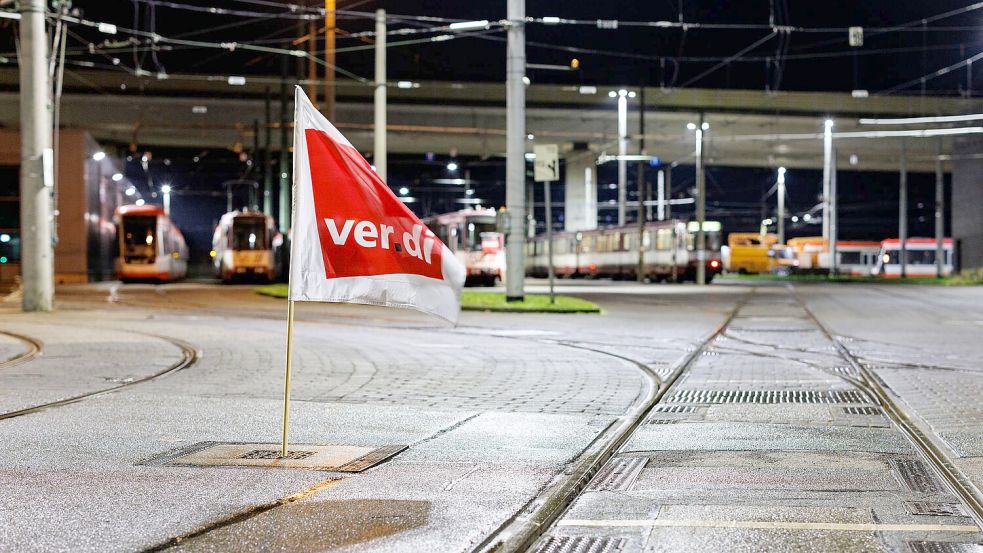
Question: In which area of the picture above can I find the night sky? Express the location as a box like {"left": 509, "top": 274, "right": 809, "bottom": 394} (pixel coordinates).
{"left": 3, "top": 1, "right": 975, "bottom": 259}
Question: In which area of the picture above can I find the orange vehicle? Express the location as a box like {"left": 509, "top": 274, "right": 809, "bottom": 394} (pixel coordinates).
{"left": 724, "top": 232, "right": 777, "bottom": 274}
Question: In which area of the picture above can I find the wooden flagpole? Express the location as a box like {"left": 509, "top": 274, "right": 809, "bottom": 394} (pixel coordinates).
{"left": 281, "top": 86, "right": 303, "bottom": 458}
{"left": 280, "top": 299, "right": 295, "bottom": 457}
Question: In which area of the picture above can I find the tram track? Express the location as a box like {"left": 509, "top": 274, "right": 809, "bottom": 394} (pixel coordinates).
{"left": 0, "top": 329, "right": 43, "bottom": 369}
{"left": 0, "top": 329, "right": 200, "bottom": 422}
{"left": 473, "top": 291, "right": 752, "bottom": 553}
{"left": 793, "top": 288, "right": 983, "bottom": 530}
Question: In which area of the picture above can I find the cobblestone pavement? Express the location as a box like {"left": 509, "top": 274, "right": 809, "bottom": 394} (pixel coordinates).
{"left": 0, "top": 281, "right": 740, "bottom": 552}
{"left": 536, "top": 284, "right": 983, "bottom": 553}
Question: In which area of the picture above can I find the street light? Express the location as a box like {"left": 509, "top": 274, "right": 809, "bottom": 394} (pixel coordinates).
{"left": 92, "top": 151, "right": 106, "bottom": 161}
{"left": 161, "top": 184, "right": 172, "bottom": 215}
{"left": 399, "top": 186, "right": 409, "bottom": 195}
{"left": 447, "top": 161, "right": 459, "bottom": 172}
{"left": 125, "top": 186, "right": 136, "bottom": 197}
{"left": 777, "top": 167, "right": 786, "bottom": 244}
{"left": 112, "top": 172, "right": 123, "bottom": 182}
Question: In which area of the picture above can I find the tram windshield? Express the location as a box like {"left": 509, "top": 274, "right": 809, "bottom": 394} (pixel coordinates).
{"left": 464, "top": 217, "right": 498, "bottom": 251}
{"left": 232, "top": 218, "right": 267, "bottom": 251}
{"left": 121, "top": 215, "right": 157, "bottom": 262}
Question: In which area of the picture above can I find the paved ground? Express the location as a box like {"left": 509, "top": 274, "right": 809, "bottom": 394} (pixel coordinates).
{"left": 0, "top": 280, "right": 981, "bottom": 552}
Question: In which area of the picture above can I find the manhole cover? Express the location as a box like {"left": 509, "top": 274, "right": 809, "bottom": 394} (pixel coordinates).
{"left": 143, "top": 441, "right": 406, "bottom": 472}
{"left": 904, "top": 501, "right": 967, "bottom": 517}
{"left": 908, "top": 543, "right": 983, "bottom": 553}
{"left": 240, "top": 449, "right": 315, "bottom": 460}
{"left": 890, "top": 459, "right": 946, "bottom": 494}
{"left": 588, "top": 458, "right": 647, "bottom": 492}
{"left": 667, "top": 389, "right": 870, "bottom": 405}
{"left": 536, "top": 536, "right": 626, "bottom": 553}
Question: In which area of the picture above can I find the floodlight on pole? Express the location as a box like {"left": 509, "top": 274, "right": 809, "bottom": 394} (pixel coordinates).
{"left": 616, "top": 89, "right": 628, "bottom": 226}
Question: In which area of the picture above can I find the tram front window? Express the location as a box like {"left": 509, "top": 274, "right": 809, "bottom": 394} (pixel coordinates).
{"left": 233, "top": 219, "right": 267, "bottom": 251}
{"left": 465, "top": 218, "right": 497, "bottom": 251}
{"left": 122, "top": 215, "right": 157, "bottom": 262}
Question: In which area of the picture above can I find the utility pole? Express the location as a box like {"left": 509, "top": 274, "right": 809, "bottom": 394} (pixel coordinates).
{"left": 252, "top": 119, "right": 260, "bottom": 210}
{"left": 263, "top": 86, "right": 273, "bottom": 216}
{"left": 504, "top": 0, "right": 525, "bottom": 302}
{"left": 656, "top": 170, "right": 665, "bottom": 221}
{"left": 278, "top": 53, "right": 290, "bottom": 232}
{"left": 665, "top": 166, "right": 672, "bottom": 221}
{"left": 636, "top": 86, "right": 646, "bottom": 283}
{"left": 374, "top": 9, "right": 387, "bottom": 182}
{"left": 830, "top": 150, "right": 838, "bottom": 275}
{"left": 935, "top": 139, "right": 945, "bottom": 278}
{"left": 696, "top": 114, "right": 706, "bottom": 286}
{"left": 323, "top": 0, "right": 336, "bottom": 121}
{"left": 19, "top": 0, "right": 54, "bottom": 312}
{"left": 899, "top": 139, "right": 908, "bottom": 278}
{"left": 777, "top": 167, "right": 786, "bottom": 245}
{"left": 822, "top": 118, "right": 833, "bottom": 248}
{"left": 617, "top": 89, "right": 628, "bottom": 226}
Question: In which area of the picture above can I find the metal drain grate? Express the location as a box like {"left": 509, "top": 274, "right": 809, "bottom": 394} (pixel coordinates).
{"left": 536, "top": 536, "right": 627, "bottom": 553}
{"left": 655, "top": 405, "right": 696, "bottom": 414}
{"left": 647, "top": 419, "right": 680, "bottom": 425}
{"left": 844, "top": 406, "right": 881, "bottom": 415}
{"left": 239, "top": 449, "right": 316, "bottom": 460}
{"left": 667, "top": 389, "right": 871, "bottom": 405}
{"left": 587, "top": 458, "right": 647, "bottom": 492}
{"left": 890, "top": 459, "right": 946, "bottom": 493}
{"left": 904, "top": 501, "right": 967, "bottom": 517}
{"left": 908, "top": 542, "right": 983, "bottom": 553}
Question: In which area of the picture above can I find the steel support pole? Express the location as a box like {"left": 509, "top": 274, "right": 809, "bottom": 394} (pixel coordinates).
{"left": 830, "top": 150, "right": 838, "bottom": 274}
{"left": 504, "top": 0, "right": 525, "bottom": 301}
{"left": 935, "top": 139, "right": 945, "bottom": 278}
{"left": 19, "top": 0, "right": 54, "bottom": 312}
{"left": 263, "top": 86, "right": 273, "bottom": 216}
{"left": 777, "top": 167, "right": 786, "bottom": 245}
{"left": 900, "top": 140, "right": 908, "bottom": 278}
{"left": 617, "top": 92, "right": 627, "bottom": 226}
{"left": 323, "top": 0, "right": 336, "bottom": 120}
{"left": 822, "top": 119, "right": 833, "bottom": 247}
{"left": 544, "top": 179, "right": 555, "bottom": 303}
{"left": 657, "top": 170, "right": 665, "bottom": 221}
{"left": 278, "top": 54, "right": 290, "bottom": 232}
{"left": 636, "top": 87, "right": 646, "bottom": 283}
{"left": 373, "top": 9, "right": 387, "bottom": 182}
{"left": 665, "top": 166, "right": 672, "bottom": 221}
{"left": 696, "top": 115, "right": 706, "bottom": 286}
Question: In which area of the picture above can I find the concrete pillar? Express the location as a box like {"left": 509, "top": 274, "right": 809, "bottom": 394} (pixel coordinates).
{"left": 952, "top": 135, "right": 983, "bottom": 270}
{"left": 563, "top": 152, "right": 597, "bottom": 232}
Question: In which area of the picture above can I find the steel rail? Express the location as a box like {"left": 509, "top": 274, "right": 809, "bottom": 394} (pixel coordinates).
{"left": 0, "top": 330, "right": 200, "bottom": 421}
{"left": 0, "top": 329, "right": 43, "bottom": 369}
{"left": 473, "top": 291, "right": 751, "bottom": 553}
{"left": 793, "top": 289, "right": 983, "bottom": 530}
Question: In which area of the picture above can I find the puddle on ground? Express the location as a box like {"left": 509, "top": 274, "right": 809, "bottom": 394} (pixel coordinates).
{"left": 170, "top": 499, "right": 431, "bottom": 552}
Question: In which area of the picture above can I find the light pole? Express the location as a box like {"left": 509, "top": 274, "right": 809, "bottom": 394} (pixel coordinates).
{"left": 935, "top": 138, "right": 945, "bottom": 278}
{"left": 694, "top": 117, "right": 708, "bottom": 285}
{"left": 18, "top": 0, "right": 54, "bottom": 312}
{"left": 777, "top": 167, "right": 786, "bottom": 245}
{"left": 161, "top": 184, "right": 172, "bottom": 216}
{"left": 505, "top": 0, "right": 526, "bottom": 302}
{"left": 374, "top": 9, "right": 387, "bottom": 182}
{"left": 822, "top": 119, "right": 833, "bottom": 250}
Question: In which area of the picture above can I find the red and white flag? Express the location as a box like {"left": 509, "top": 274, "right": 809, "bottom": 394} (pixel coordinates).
{"left": 288, "top": 87, "right": 465, "bottom": 322}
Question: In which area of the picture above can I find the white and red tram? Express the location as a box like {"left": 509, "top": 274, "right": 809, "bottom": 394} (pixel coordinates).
{"left": 115, "top": 204, "right": 188, "bottom": 282}
{"left": 424, "top": 208, "right": 505, "bottom": 286}
{"left": 871, "top": 238, "right": 954, "bottom": 278}
{"left": 526, "top": 219, "right": 723, "bottom": 282}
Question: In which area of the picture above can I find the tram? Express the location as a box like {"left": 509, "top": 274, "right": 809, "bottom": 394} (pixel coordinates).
{"left": 871, "top": 238, "right": 954, "bottom": 278}
{"left": 424, "top": 208, "right": 505, "bottom": 286}
{"left": 115, "top": 204, "right": 188, "bottom": 282}
{"left": 212, "top": 211, "right": 278, "bottom": 283}
{"left": 834, "top": 241, "right": 882, "bottom": 276}
{"left": 525, "top": 219, "right": 723, "bottom": 282}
